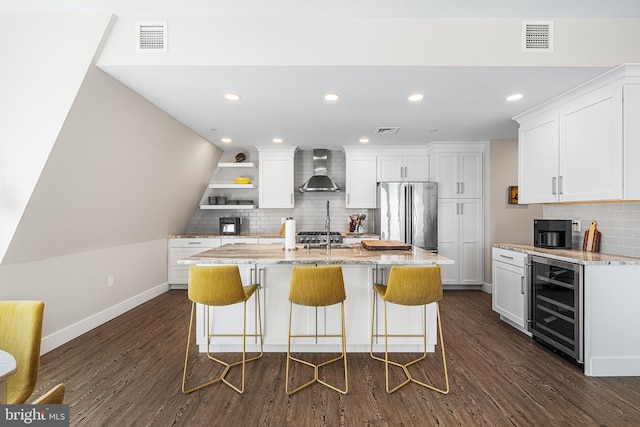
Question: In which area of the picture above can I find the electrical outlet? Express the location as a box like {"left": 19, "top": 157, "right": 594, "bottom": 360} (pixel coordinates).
{"left": 572, "top": 220, "right": 582, "bottom": 232}
{"left": 108, "top": 275, "right": 115, "bottom": 287}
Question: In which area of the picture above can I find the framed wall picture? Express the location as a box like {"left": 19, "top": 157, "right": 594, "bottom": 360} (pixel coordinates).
{"left": 508, "top": 186, "right": 519, "bottom": 204}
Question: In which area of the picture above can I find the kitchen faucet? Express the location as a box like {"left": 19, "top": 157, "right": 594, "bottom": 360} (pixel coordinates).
{"left": 326, "top": 200, "right": 331, "bottom": 254}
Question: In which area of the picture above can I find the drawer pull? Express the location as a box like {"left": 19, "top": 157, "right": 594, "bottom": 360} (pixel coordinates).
{"left": 188, "top": 242, "right": 202, "bottom": 245}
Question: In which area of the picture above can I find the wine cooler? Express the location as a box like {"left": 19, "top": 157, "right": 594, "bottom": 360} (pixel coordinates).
{"left": 528, "top": 255, "right": 584, "bottom": 364}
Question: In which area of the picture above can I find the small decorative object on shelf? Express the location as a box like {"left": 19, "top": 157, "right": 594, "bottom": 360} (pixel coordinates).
{"left": 235, "top": 152, "right": 246, "bottom": 162}
{"left": 508, "top": 186, "right": 518, "bottom": 204}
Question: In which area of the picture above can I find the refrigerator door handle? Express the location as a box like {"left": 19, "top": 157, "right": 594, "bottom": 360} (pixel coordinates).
{"left": 408, "top": 184, "right": 413, "bottom": 245}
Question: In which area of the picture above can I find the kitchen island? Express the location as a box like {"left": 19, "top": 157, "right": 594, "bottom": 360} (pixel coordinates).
{"left": 179, "top": 243, "right": 453, "bottom": 353}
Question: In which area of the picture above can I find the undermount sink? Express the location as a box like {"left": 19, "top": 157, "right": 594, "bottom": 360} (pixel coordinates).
{"left": 303, "top": 243, "right": 357, "bottom": 250}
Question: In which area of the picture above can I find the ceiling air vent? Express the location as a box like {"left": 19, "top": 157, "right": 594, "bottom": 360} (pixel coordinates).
{"left": 522, "top": 21, "right": 553, "bottom": 52}
{"left": 136, "top": 21, "right": 167, "bottom": 53}
{"left": 374, "top": 127, "right": 400, "bottom": 135}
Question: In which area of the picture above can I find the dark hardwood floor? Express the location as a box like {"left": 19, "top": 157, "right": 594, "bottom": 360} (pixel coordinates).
{"left": 35, "top": 290, "right": 640, "bottom": 426}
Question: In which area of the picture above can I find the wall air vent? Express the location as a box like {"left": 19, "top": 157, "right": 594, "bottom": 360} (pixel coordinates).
{"left": 374, "top": 127, "right": 400, "bottom": 135}
{"left": 136, "top": 21, "right": 167, "bottom": 53}
{"left": 522, "top": 21, "right": 553, "bottom": 52}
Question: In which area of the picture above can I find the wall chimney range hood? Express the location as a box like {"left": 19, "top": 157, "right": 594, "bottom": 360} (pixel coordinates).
{"left": 299, "top": 149, "right": 341, "bottom": 192}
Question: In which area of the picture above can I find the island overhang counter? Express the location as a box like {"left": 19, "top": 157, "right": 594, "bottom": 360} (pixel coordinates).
{"left": 178, "top": 243, "right": 454, "bottom": 353}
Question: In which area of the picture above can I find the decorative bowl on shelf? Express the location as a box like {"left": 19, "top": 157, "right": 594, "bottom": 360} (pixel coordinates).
{"left": 234, "top": 177, "right": 251, "bottom": 184}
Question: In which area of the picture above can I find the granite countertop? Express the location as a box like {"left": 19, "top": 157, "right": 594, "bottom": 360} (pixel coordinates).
{"left": 169, "top": 233, "right": 283, "bottom": 238}
{"left": 494, "top": 243, "right": 640, "bottom": 265}
{"left": 169, "top": 233, "right": 380, "bottom": 239}
{"left": 178, "top": 243, "right": 453, "bottom": 266}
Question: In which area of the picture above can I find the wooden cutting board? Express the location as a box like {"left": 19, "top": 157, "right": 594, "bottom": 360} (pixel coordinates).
{"left": 583, "top": 220, "right": 601, "bottom": 252}
{"left": 361, "top": 240, "right": 412, "bottom": 250}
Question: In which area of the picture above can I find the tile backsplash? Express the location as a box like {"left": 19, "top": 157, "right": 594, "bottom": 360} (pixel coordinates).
{"left": 544, "top": 202, "right": 640, "bottom": 257}
{"left": 186, "top": 149, "right": 375, "bottom": 235}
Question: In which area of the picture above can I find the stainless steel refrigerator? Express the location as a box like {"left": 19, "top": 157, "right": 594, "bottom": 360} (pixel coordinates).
{"left": 374, "top": 182, "right": 438, "bottom": 251}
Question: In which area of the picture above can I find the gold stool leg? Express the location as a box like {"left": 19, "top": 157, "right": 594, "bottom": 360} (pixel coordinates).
{"left": 370, "top": 299, "right": 449, "bottom": 394}
{"left": 286, "top": 302, "right": 348, "bottom": 395}
{"left": 182, "top": 289, "right": 263, "bottom": 395}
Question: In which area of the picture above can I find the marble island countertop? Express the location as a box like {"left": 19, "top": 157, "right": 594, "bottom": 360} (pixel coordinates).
{"left": 178, "top": 243, "right": 453, "bottom": 266}
{"left": 494, "top": 243, "right": 640, "bottom": 265}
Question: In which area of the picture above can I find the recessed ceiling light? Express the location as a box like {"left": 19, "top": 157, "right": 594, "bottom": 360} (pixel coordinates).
{"left": 506, "top": 93, "right": 524, "bottom": 102}
{"left": 273, "top": 138, "right": 283, "bottom": 143}
{"left": 408, "top": 94, "right": 424, "bottom": 102}
{"left": 359, "top": 138, "right": 370, "bottom": 144}
{"left": 224, "top": 93, "right": 241, "bottom": 101}
{"left": 221, "top": 138, "right": 232, "bottom": 144}
{"left": 324, "top": 93, "right": 340, "bottom": 101}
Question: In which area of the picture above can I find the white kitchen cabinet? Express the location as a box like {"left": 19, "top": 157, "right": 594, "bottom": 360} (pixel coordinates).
{"left": 257, "top": 146, "right": 297, "bottom": 208}
{"left": 168, "top": 238, "right": 222, "bottom": 288}
{"left": 432, "top": 152, "right": 483, "bottom": 199}
{"left": 220, "top": 236, "right": 259, "bottom": 245}
{"left": 517, "top": 112, "right": 560, "bottom": 204}
{"left": 345, "top": 154, "right": 377, "bottom": 208}
{"left": 515, "top": 65, "right": 640, "bottom": 203}
{"left": 377, "top": 155, "right": 429, "bottom": 182}
{"left": 492, "top": 248, "right": 529, "bottom": 333}
{"left": 518, "top": 84, "right": 623, "bottom": 203}
{"left": 437, "top": 199, "right": 483, "bottom": 287}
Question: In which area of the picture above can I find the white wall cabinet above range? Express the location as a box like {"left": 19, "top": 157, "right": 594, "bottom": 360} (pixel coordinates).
{"left": 514, "top": 64, "right": 640, "bottom": 203}
{"left": 257, "top": 146, "right": 297, "bottom": 208}
{"left": 377, "top": 155, "right": 429, "bottom": 182}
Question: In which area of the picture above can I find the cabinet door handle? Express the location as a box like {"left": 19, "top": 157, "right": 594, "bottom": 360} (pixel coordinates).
{"left": 347, "top": 193, "right": 350, "bottom": 204}
{"left": 558, "top": 176, "right": 563, "bottom": 195}
{"left": 521, "top": 276, "right": 525, "bottom": 294}
{"left": 552, "top": 177, "right": 557, "bottom": 195}
{"left": 460, "top": 202, "right": 463, "bottom": 215}
{"left": 460, "top": 182, "right": 464, "bottom": 194}
{"left": 290, "top": 193, "right": 293, "bottom": 204}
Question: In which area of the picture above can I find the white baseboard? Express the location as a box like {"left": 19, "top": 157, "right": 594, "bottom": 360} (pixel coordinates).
{"left": 482, "top": 282, "right": 493, "bottom": 294}
{"left": 40, "top": 282, "right": 170, "bottom": 354}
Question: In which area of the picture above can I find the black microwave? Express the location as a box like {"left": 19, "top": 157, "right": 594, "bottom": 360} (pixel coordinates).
{"left": 220, "top": 217, "right": 241, "bottom": 235}
{"left": 534, "top": 219, "right": 572, "bottom": 249}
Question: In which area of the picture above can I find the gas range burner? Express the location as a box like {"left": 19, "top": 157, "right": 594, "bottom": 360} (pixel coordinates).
{"left": 296, "top": 231, "right": 343, "bottom": 244}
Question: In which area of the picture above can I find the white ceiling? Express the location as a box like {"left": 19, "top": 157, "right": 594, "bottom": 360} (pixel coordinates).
{"left": 100, "top": 65, "right": 609, "bottom": 149}
{"left": 3, "top": 1, "right": 639, "bottom": 149}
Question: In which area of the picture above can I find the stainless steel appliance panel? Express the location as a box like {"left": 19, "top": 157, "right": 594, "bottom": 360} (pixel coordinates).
{"left": 376, "top": 182, "right": 437, "bottom": 251}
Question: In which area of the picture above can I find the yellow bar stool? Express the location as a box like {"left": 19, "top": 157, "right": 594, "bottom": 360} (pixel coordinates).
{"left": 182, "top": 265, "right": 263, "bottom": 394}
{"left": 286, "top": 265, "right": 348, "bottom": 395}
{"left": 370, "top": 265, "right": 449, "bottom": 394}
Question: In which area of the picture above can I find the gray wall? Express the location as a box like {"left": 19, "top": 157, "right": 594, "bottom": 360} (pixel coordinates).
{"left": 0, "top": 63, "right": 220, "bottom": 352}
{"left": 485, "top": 140, "right": 543, "bottom": 284}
